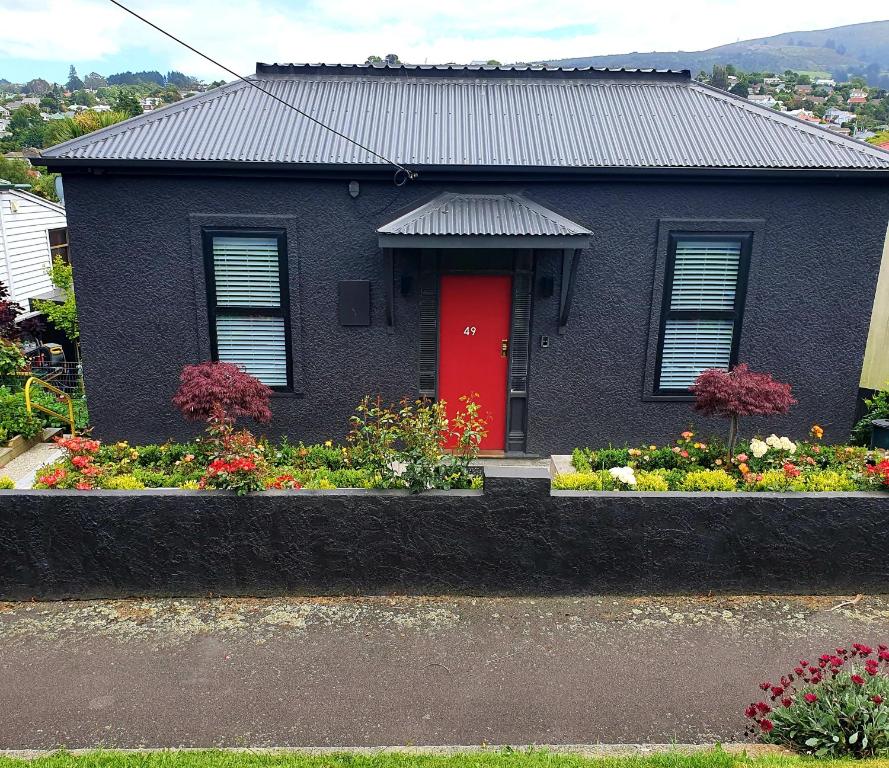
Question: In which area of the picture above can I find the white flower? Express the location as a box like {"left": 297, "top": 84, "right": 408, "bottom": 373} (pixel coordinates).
{"left": 609, "top": 466, "right": 637, "bottom": 486}
{"left": 750, "top": 438, "right": 769, "bottom": 458}
{"left": 779, "top": 436, "right": 797, "bottom": 454}
{"left": 765, "top": 434, "right": 781, "bottom": 449}
{"left": 389, "top": 460, "right": 407, "bottom": 477}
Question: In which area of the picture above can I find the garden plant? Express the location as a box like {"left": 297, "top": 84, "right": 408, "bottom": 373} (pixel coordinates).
{"left": 556, "top": 364, "right": 889, "bottom": 492}
{"left": 746, "top": 642, "right": 889, "bottom": 757}
{"left": 33, "top": 361, "right": 487, "bottom": 493}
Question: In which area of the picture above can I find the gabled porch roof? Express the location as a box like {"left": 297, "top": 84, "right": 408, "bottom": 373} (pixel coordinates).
{"left": 377, "top": 193, "right": 592, "bottom": 249}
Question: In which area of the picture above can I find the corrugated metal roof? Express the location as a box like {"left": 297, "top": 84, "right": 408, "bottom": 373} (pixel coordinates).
{"left": 39, "top": 64, "right": 889, "bottom": 170}
{"left": 378, "top": 193, "right": 592, "bottom": 236}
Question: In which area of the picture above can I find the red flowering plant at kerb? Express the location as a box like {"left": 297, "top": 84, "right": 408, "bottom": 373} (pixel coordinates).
{"left": 35, "top": 435, "right": 103, "bottom": 489}
{"left": 745, "top": 643, "right": 889, "bottom": 757}
{"left": 692, "top": 364, "right": 796, "bottom": 459}
{"left": 867, "top": 459, "right": 889, "bottom": 488}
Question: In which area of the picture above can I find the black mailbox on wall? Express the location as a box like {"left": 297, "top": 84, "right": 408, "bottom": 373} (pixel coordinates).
{"left": 338, "top": 280, "right": 371, "bottom": 326}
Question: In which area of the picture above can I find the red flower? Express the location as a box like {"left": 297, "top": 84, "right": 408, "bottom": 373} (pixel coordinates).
{"left": 75, "top": 481, "right": 93, "bottom": 490}
{"left": 783, "top": 462, "right": 801, "bottom": 478}
{"left": 794, "top": 667, "right": 804, "bottom": 676}
{"left": 759, "top": 718, "right": 774, "bottom": 732}
{"left": 759, "top": 681, "right": 771, "bottom": 691}
{"left": 804, "top": 693, "right": 818, "bottom": 703}
{"left": 873, "top": 695, "right": 884, "bottom": 705}
{"left": 879, "top": 650, "right": 889, "bottom": 661}
{"left": 865, "top": 659, "right": 879, "bottom": 675}
{"left": 71, "top": 454, "right": 92, "bottom": 469}
{"left": 756, "top": 701, "right": 771, "bottom": 714}
{"left": 852, "top": 674, "right": 866, "bottom": 685}
{"left": 830, "top": 656, "right": 844, "bottom": 667}
{"left": 771, "top": 686, "right": 784, "bottom": 697}
{"left": 853, "top": 643, "right": 873, "bottom": 657}
{"left": 745, "top": 705, "right": 757, "bottom": 718}
{"left": 781, "top": 697, "right": 792, "bottom": 707}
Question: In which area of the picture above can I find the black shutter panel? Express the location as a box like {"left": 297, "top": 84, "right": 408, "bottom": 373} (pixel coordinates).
{"left": 509, "top": 272, "right": 531, "bottom": 393}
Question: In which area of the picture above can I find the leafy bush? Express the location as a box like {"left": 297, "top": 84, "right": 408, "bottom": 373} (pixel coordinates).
{"left": 0, "top": 340, "right": 26, "bottom": 385}
{"left": 680, "top": 469, "right": 738, "bottom": 492}
{"left": 692, "top": 364, "right": 796, "bottom": 458}
{"left": 746, "top": 642, "right": 889, "bottom": 757}
{"left": 100, "top": 474, "right": 145, "bottom": 490}
{"left": 552, "top": 471, "right": 611, "bottom": 490}
{"left": 0, "top": 476, "right": 14, "bottom": 489}
{"left": 571, "top": 447, "right": 591, "bottom": 472}
{"left": 172, "top": 361, "right": 272, "bottom": 426}
{"left": 32, "top": 256, "right": 78, "bottom": 343}
{"left": 575, "top": 446, "right": 631, "bottom": 471}
{"left": 0, "top": 386, "right": 44, "bottom": 441}
{"left": 635, "top": 469, "right": 670, "bottom": 491}
{"left": 745, "top": 469, "right": 794, "bottom": 492}
{"left": 27, "top": 388, "right": 90, "bottom": 431}
{"left": 791, "top": 471, "right": 861, "bottom": 492}
{"left": 853, "top": 387, "right": 889, "bottom": 446}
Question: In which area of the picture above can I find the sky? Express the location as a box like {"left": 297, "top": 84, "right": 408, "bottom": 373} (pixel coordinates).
{"left": 0, "top": 0, "right": 886, "bottom": 84}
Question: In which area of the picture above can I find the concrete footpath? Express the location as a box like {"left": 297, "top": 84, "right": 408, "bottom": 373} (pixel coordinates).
{"left": 1, "top": 594, "right": 887, "bottom": 749}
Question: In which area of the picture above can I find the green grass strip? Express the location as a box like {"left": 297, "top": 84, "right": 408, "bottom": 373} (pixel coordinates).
{"left": 1, "top": 750, "right": 889, "bottom": 768}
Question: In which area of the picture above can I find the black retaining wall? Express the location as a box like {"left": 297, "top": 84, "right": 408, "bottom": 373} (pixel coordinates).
{"left": 2, "top": 469, "right": 889, "bottom": 599}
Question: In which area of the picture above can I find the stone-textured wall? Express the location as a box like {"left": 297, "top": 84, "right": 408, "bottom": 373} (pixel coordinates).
{"left": 61, "top": 173, "right": 889, "bottom": 453}
{"left": 2, "top": 472, "right": 888, "bottom": 599}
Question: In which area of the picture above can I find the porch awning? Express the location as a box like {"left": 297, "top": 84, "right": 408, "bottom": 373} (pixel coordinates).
{"left": 377, "top": 192, "right": 592, "bottom": 249}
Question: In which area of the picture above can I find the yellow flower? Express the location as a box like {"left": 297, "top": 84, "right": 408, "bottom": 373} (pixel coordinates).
{"left": 324, "top": 440, "right": 333, "bottom": 448}
{"left": 649, "top": 445, "right": 657, "bottom": 451}
{"left": 738, "top": 463, "right": 750, "bottom": 475}
{"left": 681, "top": 431, "right": 694, "bottom": 439}
{"left": 628, "top": 448, "right": 642, "bottom": 457}
{"left": 810, "top": 424, "right": 824, "bottom": 440}
{"left": 115, "top": 441, "right": 129, "bottom": 449}
{"left": 694, "top": 442, "right": 703, "bottom": 449}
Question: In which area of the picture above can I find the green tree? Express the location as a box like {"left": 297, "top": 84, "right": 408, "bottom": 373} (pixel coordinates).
{"left": 71, "top": 89, "right": 96, "bottom": 107}
{"left": 83, "top": 71, "right": 107, "bottom": 90}
{"left": 6, "top": 105, "right": 48, "bottom": 149}
{"left": 0, "top": 157, "right": 58, "bottom": 202}
{"left": 112, "top": 90, "right": 143, "bottom": 116}
{"left": 66, "top": 65, "right": 83, "bottom": 92}
{"left": 39, "top": 93, "right": 62, "bottom": 113}
{"left": 729, "top": 83, "right": 748, "bottom": 97}
{"left": 710, "top": 64, "right": 728, "bottom": 90}
{"left": 24, "top": 78, "right": 51, "bottom": 95}
{"left": 33, "top": 256, "right": 78, "bottom": 348}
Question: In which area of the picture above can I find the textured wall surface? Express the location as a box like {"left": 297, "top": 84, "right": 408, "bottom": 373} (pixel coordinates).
{"left": 61, "top": 173, "right": 889, "bottom": 452}
{"left": 2, "top": 477, "right": 889, "bottom": 599}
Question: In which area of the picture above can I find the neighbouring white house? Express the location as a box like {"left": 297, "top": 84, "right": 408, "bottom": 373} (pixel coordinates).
{"left": 748, "top": 94, "right": 777, "bottom": 107}
{"left": 0, "top": 180, "right": 67, "bottom": 319}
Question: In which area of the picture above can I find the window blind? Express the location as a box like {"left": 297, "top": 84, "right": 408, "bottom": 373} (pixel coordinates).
{"left": 657, "top": 237, "right": 745, "bottom": 391}
{"left": 208, "top": 233, "right": 290, "bottom": 389}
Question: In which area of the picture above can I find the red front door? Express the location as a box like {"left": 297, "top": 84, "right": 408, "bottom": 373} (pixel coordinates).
{"left": 438, "top": 274, "right": 512, "bottom": 451}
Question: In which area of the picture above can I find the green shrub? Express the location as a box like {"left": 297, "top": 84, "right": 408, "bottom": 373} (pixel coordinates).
{"left": 0, "top": 386, "right": 44, "bottom": 441}
{"left": 299, "top": 442, "right": 347, "bottom": 470}
{"left": 100, "top": 474, "right": 146, "bottom": 490}
{"left": 789, "top": 470, "right": 861, "bottom": 492}
{"left": 552, "top": 470, "right": 616, "bottom": 490}
{"left": 635, "top": 469, "right": 670, "bottom": 491}
{"left": 0, "top": 476, "right": 14, "bottom": 489}
{"left": 131, "top": 468, "right": 174, "bottom": 488}
{"left": 583, "top": 446, "right": 631, "bottom": 470}
{"left": 747, "top": 470, "right": 793, "bottom": 492}
{"left": 321, "top": 468, "right": 373, "bottom": 488}
{"left": 681, "top": 469, "right": 738, "bottom": 492}
{"left": 571, "top": 447, "right": 591, "bottom": 472}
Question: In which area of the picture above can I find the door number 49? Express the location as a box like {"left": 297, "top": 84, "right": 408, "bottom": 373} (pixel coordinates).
{"left": 463, "top": 326, "right": 477, "bottom": 336}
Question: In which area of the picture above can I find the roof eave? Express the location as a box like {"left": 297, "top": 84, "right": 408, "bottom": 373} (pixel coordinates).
{"left": 32, "top": 157, "right": 889, "bottom": 180}
{"left": 378, "top": 233, "right": 592, "bottom": 249}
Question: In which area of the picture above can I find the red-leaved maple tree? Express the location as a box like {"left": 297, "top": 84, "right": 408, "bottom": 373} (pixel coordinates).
{"left": 172, "top": 361, "right": 272, "bottom": 426}
{"left": 692, "top": 364, "right": 796, "bottom": 458}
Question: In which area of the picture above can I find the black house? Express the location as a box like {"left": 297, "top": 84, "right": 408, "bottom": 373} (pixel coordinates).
{"left": 37, "top": 64, "right": 889, "bottom": 454}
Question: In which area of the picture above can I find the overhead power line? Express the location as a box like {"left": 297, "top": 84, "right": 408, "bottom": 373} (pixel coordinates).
{"left": 106, "top": 0, "right": 418, "bottom": 183}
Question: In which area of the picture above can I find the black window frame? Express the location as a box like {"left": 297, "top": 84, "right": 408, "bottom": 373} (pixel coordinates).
{"left": 202, "top": 227, "right": 293, "bottom": 392}
{"left": 653, "top": 231, "right": 752, "bottom": 395}
{"left": 48, "top": 227, "right": 69, "bottom": 264}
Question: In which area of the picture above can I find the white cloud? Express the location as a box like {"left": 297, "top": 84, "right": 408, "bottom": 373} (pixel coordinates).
{"left": 0, "top": 0, "right": 883, "bottom": 79}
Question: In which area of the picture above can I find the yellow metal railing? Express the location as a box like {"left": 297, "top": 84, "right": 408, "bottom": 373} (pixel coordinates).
{"left": 24, "top": 376, "right": 75, "bottom": 435}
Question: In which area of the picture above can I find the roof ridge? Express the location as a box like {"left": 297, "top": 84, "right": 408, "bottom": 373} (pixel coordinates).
{"left": 690, "top": 81, "right": 889, "bottom": 162}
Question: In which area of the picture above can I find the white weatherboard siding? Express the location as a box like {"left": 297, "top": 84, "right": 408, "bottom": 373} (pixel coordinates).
{"left": 0, "top": 189, "right": 66, "bottom": 315}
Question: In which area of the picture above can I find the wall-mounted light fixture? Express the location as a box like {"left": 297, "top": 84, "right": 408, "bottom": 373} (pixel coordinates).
{"left": 348, "top": 180, "right": 360, "bottom": 198}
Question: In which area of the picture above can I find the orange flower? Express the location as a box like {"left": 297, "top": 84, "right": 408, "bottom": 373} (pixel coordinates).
{"left": 810, "top": 424, "right": 824, "bottom": 440}
{"left": 681, "top": 431, "right": 694, "bottom": 439}
{"left": 738, "top": 463, "right": 750, "bottom": 475}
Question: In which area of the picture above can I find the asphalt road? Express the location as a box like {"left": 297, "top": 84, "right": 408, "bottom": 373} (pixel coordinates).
{"left": 1, "top": 594, "right": 888, "bottom": 749}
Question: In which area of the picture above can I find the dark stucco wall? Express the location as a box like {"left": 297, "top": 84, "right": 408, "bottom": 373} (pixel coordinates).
{"left": 3, "top": 476, "right": 889, "bottom": 599}
{"left": 62, "top": 172, "right": 889, "bottom": 452}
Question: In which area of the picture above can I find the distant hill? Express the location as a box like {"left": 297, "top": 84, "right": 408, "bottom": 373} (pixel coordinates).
{"left": 546, "top": 20, "right": 889, "bottom": 85}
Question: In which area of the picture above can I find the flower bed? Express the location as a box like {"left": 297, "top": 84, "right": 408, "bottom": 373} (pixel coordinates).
{"left": 554, "top": 429, "right": 889, "bottom": 492}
